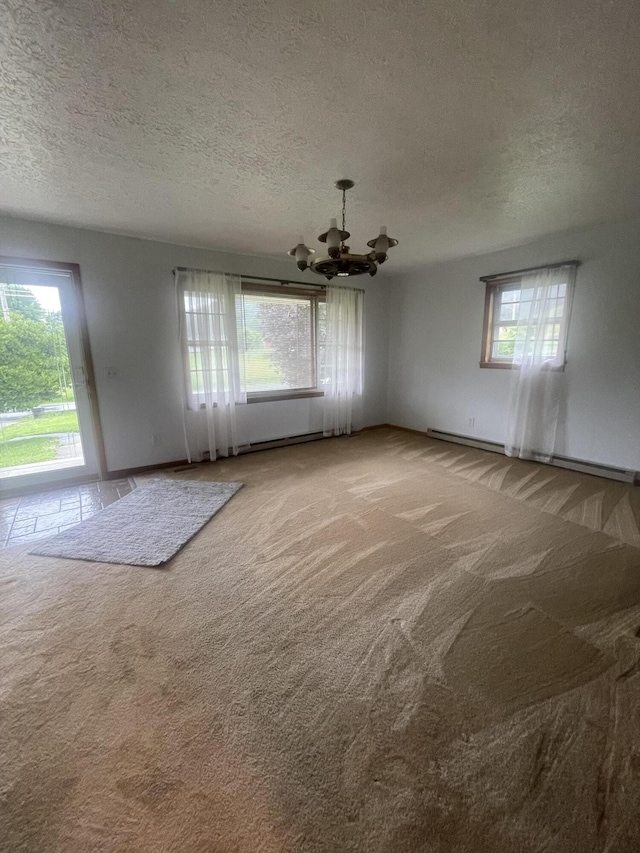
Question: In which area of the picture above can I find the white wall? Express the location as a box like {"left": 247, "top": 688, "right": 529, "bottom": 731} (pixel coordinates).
{"left": 387, "top": 217, "right": 640, "bottom": 471}
{"left": 0, "top": 217, "right": 390, "bottom": 472}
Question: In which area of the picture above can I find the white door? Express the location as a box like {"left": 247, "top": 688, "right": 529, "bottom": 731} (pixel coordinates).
{"left": 0, "top": 260, "right": 103, "bottom": 496}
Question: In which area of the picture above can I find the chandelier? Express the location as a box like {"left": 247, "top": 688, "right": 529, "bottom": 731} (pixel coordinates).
{"left": 288, "top": 179, "right": 398, "bottom": 279}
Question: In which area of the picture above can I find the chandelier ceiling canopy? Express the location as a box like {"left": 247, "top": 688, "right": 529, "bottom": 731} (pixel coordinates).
{"left": 288, "top": 179, "right": 398, "bottom": 280}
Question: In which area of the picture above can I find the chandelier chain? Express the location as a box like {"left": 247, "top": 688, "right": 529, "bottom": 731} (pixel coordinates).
{"left": 342, "top": 189, "right": 347, "bottom": 234}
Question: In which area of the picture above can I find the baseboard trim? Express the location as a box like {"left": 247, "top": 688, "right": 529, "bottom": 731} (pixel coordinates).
{"left": 384, "top": 424, "right": 638, "bottom": 485}
{"left": 106, "top": 459, "right": 190, "bottom": 479}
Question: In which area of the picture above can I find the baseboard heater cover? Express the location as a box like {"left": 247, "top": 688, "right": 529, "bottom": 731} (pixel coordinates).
{"left": 426, "top": 429, "right": 638, "bottom": 485}
{"left": 170, "top": 433, "right": 328, "bottom": 468}
{"left": 240, "top": 431, "right": 328, "bottom": 454}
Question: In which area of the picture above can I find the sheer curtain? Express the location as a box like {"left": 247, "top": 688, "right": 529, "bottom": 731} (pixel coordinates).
{"left": 505, "top": 265, "right": 576, "bottom": 462}
{"left": 177, "top": 269, "right": 247, "bottom": 462}
{"left": 322, "top": 285, "right": 364, "bottom": 436}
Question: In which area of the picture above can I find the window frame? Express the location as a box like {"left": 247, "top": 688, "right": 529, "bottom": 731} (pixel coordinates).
{"left": 480, "top": 272, "right": 574, "bottom": 370}
{"left": 240, "top": 280, "right": 326, "bottom": 404}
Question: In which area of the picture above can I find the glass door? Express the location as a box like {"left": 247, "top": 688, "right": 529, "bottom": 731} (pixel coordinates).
{"left": 0, "top": 261, "right": 103, "bottom": 495}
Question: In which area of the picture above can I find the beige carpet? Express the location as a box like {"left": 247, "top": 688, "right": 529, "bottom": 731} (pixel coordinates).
{"left": 2, "top": 427, "right": 640, "bottom": 852}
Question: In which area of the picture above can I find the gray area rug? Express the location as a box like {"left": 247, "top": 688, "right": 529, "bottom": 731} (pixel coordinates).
{"left": 29, "top": 479, "right": 243, "bottom": 566}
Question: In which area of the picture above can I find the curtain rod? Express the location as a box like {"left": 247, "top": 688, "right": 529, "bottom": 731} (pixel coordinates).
{"left": 172, "top": 267, "right": 365, "bottom": 293}
{"left": 479, "top": 260, "right": 579, "bottom": 283}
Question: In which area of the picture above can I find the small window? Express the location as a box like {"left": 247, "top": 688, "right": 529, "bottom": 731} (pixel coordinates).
{"left": 238, "top": 283, "right": 326, "bottom": 401}
{"left": 480, "top": 269, "right": 574, "bottom": 369}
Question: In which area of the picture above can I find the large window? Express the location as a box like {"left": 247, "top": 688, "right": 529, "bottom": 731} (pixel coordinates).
{"left": 480, "top": 270, "right": 574, "bottom": 369}
{"left": 238, "top": 283, "right": 326, "bottom": 401}
{"left": 181, "top": 280, "right": 327, "bottom": 406}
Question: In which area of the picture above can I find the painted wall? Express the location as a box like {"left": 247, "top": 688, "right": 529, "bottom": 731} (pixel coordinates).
{"left": 387, "top": 217, "right": 640, "bottom": 470}
{"left": 0, "top": 217, "right": 390, "bottom": 472}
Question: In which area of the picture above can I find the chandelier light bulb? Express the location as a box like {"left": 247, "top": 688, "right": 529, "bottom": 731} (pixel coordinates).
{"left": 295, "top": 241, "right": 311, "bottom": 270}
{"left": 288, "top": 237, "right": 314, "bottom": 271}
{"left": 373, "top": 226, "right": 390, "bottom": 264}
{"left": 326, "top": 218, "right": 342, "bottom": 259}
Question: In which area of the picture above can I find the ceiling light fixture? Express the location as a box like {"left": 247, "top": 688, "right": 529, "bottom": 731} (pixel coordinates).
{"left": 288, "top": 179, "right": 398, "bottom": 280}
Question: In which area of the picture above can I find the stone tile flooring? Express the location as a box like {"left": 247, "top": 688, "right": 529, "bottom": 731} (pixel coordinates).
{"left": 0, "top": 479, "right": 134, "bottom": 549}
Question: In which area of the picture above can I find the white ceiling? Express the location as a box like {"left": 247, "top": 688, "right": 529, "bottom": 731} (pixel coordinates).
{"left": 2, "top": 0, "right": 640, "bottom": 269}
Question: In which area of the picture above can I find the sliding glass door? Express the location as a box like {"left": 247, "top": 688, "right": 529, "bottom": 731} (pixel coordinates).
{"left": 0, "top": 259, "right": 104, "bottom": 495}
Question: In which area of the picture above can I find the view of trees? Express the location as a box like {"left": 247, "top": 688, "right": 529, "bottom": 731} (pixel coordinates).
{"left": 254, "top": 299, "right": 312, "bottom": 388}
{"left": 0, "top": 285, "right": 71, "bottom": 413}
{"left": 3, "top": 284, "right": 46, "bottom": 321}
{"left": 241, "top": 294, "right": 326, "bottom": 391}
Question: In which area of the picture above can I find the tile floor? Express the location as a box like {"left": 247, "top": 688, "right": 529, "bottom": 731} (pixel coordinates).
{"left": 0, "top": 479, "right": 134, "bottom": 548}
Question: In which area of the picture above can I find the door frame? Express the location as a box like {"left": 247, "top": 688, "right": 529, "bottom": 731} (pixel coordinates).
{"left": 0, "top": 255, "right": 107, "bottom": 497}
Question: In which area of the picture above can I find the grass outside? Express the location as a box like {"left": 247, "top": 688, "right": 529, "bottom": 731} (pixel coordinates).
{"left": 190, "top": 350, "right": 286, "bottom": 394}
{"left": 0, "top": 411, "right": 80, "bottom": 441}
{"left": 57, "top": 387, "right": 75, "bottom": 403}
{"left": 0, "top": 436, "right": 59, "bottom": 468}
{"left": 244, "top": 351, "right": 285, "bottom": 391}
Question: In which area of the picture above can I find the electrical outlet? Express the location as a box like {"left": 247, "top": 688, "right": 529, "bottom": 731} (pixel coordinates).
{"left": 105, "top": 366, "right": 118, "bottom": 379}
{"left": 151, "top": 434, "right": 161, "bottom": 447}
{"left": 468, "top": 417, "right": 476, "bottom": 429}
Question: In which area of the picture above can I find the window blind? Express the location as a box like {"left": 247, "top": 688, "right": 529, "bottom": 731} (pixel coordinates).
{"left": 238, "top": 290, "right": 319, "bottom": 392}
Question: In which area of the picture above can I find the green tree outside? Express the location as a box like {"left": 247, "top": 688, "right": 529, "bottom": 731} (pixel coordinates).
{"left": 4, "top": 285, "right": 46, "bottom": 321}
{"left": 43, "top": 312, "right": 72, "bottom": 393}
{"left": 0, "top": 280, "right": 72, "bottom": 413}
{"left": 0, "top": 313, "right": 64, "bottom": 411}
{"left": 256, "top": 300, "right": 313, "bottom": 389}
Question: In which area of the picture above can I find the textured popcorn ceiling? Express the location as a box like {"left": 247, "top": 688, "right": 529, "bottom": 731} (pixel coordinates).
{"left": 2, "top": 0, "right": 640, "bottom": 268}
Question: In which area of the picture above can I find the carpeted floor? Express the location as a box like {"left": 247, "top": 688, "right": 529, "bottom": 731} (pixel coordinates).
{"left": 2, "top": 426, "right": 640, "bottom": 852}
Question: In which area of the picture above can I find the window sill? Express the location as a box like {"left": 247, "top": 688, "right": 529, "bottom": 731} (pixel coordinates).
{"left": 480, "top": 361, "right": 566, "bottom": 372}
{"left": 247, "top": 390, "right": 325, "bottom": 404}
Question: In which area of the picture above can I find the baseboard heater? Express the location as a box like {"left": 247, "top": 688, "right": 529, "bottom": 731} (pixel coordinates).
{"left": 240, "top": 431, "right": 328, "bottom": 454}
{"left": 170, "top": 433, "right": 328, "bottom": 472}
{"left": 426, "top": 429, "right": 638, "bottom": 485}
